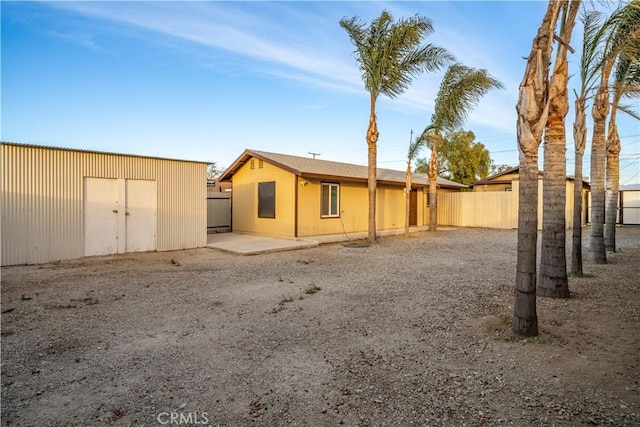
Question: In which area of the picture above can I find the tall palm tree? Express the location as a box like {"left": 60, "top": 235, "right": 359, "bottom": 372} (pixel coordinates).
{"left": 537, "top": 0, "right": 581, "bottom": 299}
{"left": 424, "top": 64, "right": 503, "bottom": 232}
{"left": 590, "top": 0, "right": 640, "bottom": 263}
{"left": 340, "top": 11, "right": 453, "bottom": 244}
{"left": 605, "top": 4, "right": 640, "bottom": 252}
{"left": 571, "top": 9, "right": 605, "bottom": 278}
{"left": 404, "top": 130, "right": 426, "bottom": 237}
{"left": 605, "top": 50, "right": 640, "bottom": 251}
{"left": 513, "top": 0, "right": 562, "bottom": 337}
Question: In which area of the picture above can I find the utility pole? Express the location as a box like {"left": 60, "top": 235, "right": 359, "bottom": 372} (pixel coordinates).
{"left": 309, "top": 151, "right": 321, "bottom": 159}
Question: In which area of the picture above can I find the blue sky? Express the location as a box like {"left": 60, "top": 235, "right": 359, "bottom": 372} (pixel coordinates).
{"left": 2, "top": 1, "right": 639, "bottom": 185}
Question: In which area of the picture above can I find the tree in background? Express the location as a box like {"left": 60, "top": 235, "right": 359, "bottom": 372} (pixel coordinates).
{"left": 537, "top": 0, "right": 581, "bottom": 299}
{"left": 421, "top": 64, "right": 503, "bottom": 232}
{"left": 414, "top": 130, "right": 491, "bottom": 185}
{"left": 207, "top": 163, "right": 223, "bottom": 181}
{"left": 513, "top": 0, "right": 562, "bottom": 337}
{"left": 340, "top": 11, "right": 453, "bottom": 244}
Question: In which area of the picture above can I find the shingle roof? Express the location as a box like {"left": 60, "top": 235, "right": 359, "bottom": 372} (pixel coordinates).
{"left": 219, "top": 149, "right": 467, "bottom": 189}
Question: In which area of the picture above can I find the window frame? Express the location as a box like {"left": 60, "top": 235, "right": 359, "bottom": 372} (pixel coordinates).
{"left": 258, "top": 181, "right": 276, "bottom": 218}
{"left": 320, "top": 182, "right": 340, "bottom": 218}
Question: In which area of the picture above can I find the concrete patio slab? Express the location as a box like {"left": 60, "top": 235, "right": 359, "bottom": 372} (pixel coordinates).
{"left": 206, "top": 226, "right": 455, "bottom": 255}
{"left": 207, "top": 233, "right": 318, "bottom": 255}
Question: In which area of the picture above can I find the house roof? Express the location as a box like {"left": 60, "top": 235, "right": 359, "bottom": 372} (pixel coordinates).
{"left": 219, "top": 149, "right": 467, "bottom": 189}
{"left": 470, "top": 166, "right": 590, "bottom": 188}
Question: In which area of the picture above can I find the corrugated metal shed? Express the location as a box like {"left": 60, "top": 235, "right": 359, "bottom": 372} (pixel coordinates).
{"left": 1, "top": 142, "right": 208, "bottom": 266}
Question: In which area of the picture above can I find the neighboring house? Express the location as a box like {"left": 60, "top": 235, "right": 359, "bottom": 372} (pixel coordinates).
{"left": 1, "top": 142, "right": 208, "bottom": 266}
{"left": 468, "top": 167, "right": 527, "bottom": 192}
{"left": 218, "top": 149, "right": 466, "bottom": 239}
{"left": 207, "top": 179, "right": 232, "bottom": 193}
{"left": 469, "top": 166, "right": 590, "bottom": 197}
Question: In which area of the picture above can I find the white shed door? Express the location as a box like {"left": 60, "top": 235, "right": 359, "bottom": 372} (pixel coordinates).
{"left": 84, "top": 178, "right": 157, "bottom": 257}
{"left": 84, "top": 178, "right": 119, "bottom": 256}
{"left": 125, "top": 179, "right": 157, "bottom": 252}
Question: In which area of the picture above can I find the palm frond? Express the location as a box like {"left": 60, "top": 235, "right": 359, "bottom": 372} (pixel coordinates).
{"left": 616, "top": 103, "right": 640, "bottom": 120}
{"left": 431, "top": 63, "right": 505, "bottom": 132}
{"left": 407, "top": 131, "right": 426, "bottom": 161}
{"left": 579, "top": 9, "right": 607, "bottom": 91}
{"left": 340, "top": 10, "right": 453, "bottom": 100}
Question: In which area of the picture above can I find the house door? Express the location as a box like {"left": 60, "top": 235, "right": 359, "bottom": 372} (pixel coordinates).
{"left": 409, "top": 189, "right": 418, "bottom": 226}
{"left": 84, "top": 178, "right": 157, "bottom": 257}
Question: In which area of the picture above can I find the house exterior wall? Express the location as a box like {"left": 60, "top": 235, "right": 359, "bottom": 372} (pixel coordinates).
{"left": 297, "top": 180, "right": 428, "bottom": 237}
{"left": 1, "top": 143, "right": 207, "bottom": 266}
{"left": 297, "top": 179, "right": 365, "bottom": 237}
{"left": 230, "top": 158, "right": 296, "bottom": 238}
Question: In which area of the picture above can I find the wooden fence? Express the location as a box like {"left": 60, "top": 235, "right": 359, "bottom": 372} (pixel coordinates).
{"left": 619, "top": 190, "right": 640, "bottom": 225}
{"left": 438, "top": 180, "right": 588, "bottom": 230}
{"left": 207, "top": 192, "right": 231, "bottom": 231}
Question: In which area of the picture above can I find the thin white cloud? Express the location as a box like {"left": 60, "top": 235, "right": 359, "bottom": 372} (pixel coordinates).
{"left": 49, "top": 1, "right": 363, "bottom": 91}
{"left": 46, "top": 1, "right": 526, "bottom": 136}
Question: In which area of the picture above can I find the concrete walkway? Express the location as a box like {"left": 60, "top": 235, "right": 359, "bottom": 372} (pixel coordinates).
{"left": 207, "top": 226, "right": 437, "bottom": 255}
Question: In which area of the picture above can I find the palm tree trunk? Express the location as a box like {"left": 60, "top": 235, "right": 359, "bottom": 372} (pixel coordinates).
{"left": 538, "top": 0, "right": 578, "bottom": 299}
{"left": 538, "top": 124, "right": 569, "bottom": 297}
{"left": 571, "top": 95, "right": 587, "bottom": 277}
{"left": 589, "top": 117, "right": 607, "bottom": 263}
{"left": 514, "top": 156, "right": 540, "bottom": 336}
{"left": 428, "top": 146, "right": 438, "bottom": 232}
{"left": 367, "top": 92, "right": 379, "bottom": 244}
{"left": 571, "top": 150, "right": 585, "bottom": 277}
{"left": 605, "top": 122, "right": 621, "bottom": 252}
{"left": 513, "top": 0, "right": 561, "bottom": 337}
{"left": 405, "top": 164, "right": 412, "bottom": 237}
{"left": 589, "top": 74, "right": 610, "bottom": 264}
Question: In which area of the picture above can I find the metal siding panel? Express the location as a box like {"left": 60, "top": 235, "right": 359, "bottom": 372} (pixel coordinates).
{"left": 156, "top": 160, "right": 206, "bottom": 251}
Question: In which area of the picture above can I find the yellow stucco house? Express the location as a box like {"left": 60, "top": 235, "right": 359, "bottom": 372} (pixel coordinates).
{"left": 218, "top": 149, "right": 466, "bottom": 239}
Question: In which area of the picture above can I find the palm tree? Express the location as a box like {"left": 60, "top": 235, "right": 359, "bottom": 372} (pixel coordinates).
{"left": 404, "top": 130, "right": 426, "bottom": 237}
{"left": 537, "top": 0, "right": 581, "bottom": 299}
{"left": 340, "top": 11, "right": 453, "bottom": 244}
{"left": 590, "top": 0, "right": 640, "bottom": 263}
{"left": 605, "top": 10, "right": 640, "bottom": 252}
{"left": 424, "top": 64, "right": 503, "bottom": 232}
{"left": 571, "top": 9, "right": 605, "bottom": 278}
{"left": 513, "top": 0, "right": 562, "bottom": 337}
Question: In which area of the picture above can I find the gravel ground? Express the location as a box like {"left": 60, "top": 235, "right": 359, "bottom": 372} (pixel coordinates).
{"left": 1, "top": 226, "right": 639, "bottom": 426}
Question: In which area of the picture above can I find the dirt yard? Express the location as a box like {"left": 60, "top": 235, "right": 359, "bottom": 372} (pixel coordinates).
{"left": 1, "top": 227, "right": 639, "bottom": 426}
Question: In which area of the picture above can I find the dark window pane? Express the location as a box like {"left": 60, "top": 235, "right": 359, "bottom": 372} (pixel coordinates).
{"left": 258, "top": 181, "right": 275, "bottom": 218}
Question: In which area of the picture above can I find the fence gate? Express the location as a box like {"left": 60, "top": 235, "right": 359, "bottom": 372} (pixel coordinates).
{"left": 207, "top": 192, "right": 231, "bottom": 231}
{"left": 619, "top": 190, "right": 640, "bottom": 225}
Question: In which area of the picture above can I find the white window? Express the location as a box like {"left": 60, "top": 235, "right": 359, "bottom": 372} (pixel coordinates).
{"left": 321, "top": 183, "right": 339, "bottom": 218}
